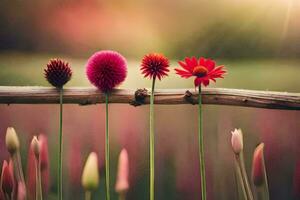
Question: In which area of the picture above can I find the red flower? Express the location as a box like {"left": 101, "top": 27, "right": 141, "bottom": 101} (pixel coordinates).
{"left": 141, "top": 53, "right": 170, "bottom": 80}
{"left": 175, "top": 57, "right": 226, "bottom": 87}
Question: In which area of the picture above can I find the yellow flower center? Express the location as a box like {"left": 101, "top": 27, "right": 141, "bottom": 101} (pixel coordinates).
{"left": 192, "top": 66, "right": 208, "bottom": 77}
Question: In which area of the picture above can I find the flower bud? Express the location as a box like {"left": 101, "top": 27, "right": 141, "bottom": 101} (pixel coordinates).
{"left": 1, "top": 160, "right": 14, "bottom": 197}
{"left": 5, "top": 127, "right": 20, "bottom": 155}
{"left": 17, "top": 181, "right": 26, "bottom": 200}
{"left": 31, "top": 136, "right": 40, "bottom": 160}
{"left": 27, "top": 134, "right": 50, "bottom": 199}
{"left": 231, "top": 128, "right": 243, "bottom": 154}
{"left": 115, "top": 149, "right": 129, "bottom": 194}
{"left": 252, "top": 143, "right": 266, "bottom": 186}
{"left": 38, "top": 134, "right": 49, "bottom": 170}
{"left": 81, "top": 152, "right": 99, "bottom": 191}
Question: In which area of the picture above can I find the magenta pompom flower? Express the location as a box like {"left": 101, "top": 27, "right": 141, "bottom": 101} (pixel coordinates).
{"left": 86, "top": 50, "right": 127, "bottom": 93}
{"left": 140, "top": 53, "right": 170, "bottom": 80}
{"left": 44, "top": 59, "right": 72, "bottom": 88}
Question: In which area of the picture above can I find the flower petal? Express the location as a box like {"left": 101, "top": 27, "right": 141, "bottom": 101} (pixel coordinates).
{"left": 191, "top": 57, "right": 198, "bottom": 67}
{"left": 175, "top": 68, "right": 193, "bottom": 78}
{"left": 204, "top": 59, "right": 216, "bottom": 71}
{"left": 199, "top": 57, "right": 206, "bottom": 66}
{"left": 185, "top": 57, "right": 197, "bottom": 68}
{"left": 178, "top": 61, "right": 193, "bottom": 72}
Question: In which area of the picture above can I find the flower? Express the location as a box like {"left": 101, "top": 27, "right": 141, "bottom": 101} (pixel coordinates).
{"left": 38, "top": 135, "right": 49, "bottom": 171}
{"left": 82, "top": 152, "right": 99, "bottom": 191}
{"left": 31, "top": 136, "right": 40, "bottom": 160}
{"left": 115, "top": 149, "right": 129, "bottom": 193}
{"left": 140, "top": 53, "right": 170, "bottom": 80}
{"left": 17, "top": 182, "right": 26, "bottom": 200}
{"left": 5, "top": 127, "right": 20, "bottom": 155}
{"left": 231, "top": 128, "right": 243, "bottom": 154}
{"left": 27, "top": 134, "right": 50, "bottom": 199}
{"left": 1, "top": 160, "right": 14, "bottom": 197}
{"left": 86, "top": 50, "right": 127, "bottom": 92}
{"left": 175, "top": 57, "right": 226, "bottom": 87}
{"left": 252, "top": 143, "right": 266, "bottom": 186}
{"left": 44, "top": 58, "right": 72, "bottom": 88}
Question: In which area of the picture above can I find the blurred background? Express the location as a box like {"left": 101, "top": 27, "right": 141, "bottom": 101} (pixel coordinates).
{"left": 0, "top": 0, "right": 299, "bottom": 199}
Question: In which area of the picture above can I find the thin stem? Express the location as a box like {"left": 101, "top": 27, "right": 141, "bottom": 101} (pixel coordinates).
{"left": 262, "top": 155, "right": 270, "bottom": 200}
{"left": 198, "top": 85, "right": 207, "bottom": 200}
{"left": 85, "top": 191, "right": 91, "bottom": 200}
{"left": 234, "top": 155, "right": 248, "bottom": 200}
{"left": 5, "top": 193, "right": 10, "bottom": 200}
{"left": 256, "top": 187, "right": 264, "bottom": 200}
{"left": 150, "top": 78, "right": 156, "bottom": 200}
{"left": 15, "top": 151, "right": 25, "bottom": 184}
{"left": 58, "top": 87, "right": 63, "bottom": 200}
{"left": 12, "top": 151, "right": 27, "bottom": 199}
{"left": 105, "top": 93, "right": 110, "bottom": 200}
{"left": 38, "top": 159, "right": 43, "bottom": 200}
{"left": 35, "top": 156, "right": 38, "bottom": 200}
{"left": 118, "top": 192, "right": 126, "bottom": 200}
{"left": 238, "top": 153, "right": 254, "bottom": 200}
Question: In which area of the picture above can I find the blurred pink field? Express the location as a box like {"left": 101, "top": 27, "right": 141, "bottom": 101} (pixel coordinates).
{"left": 1, "top": 104, "right": 299, "bottom": 199}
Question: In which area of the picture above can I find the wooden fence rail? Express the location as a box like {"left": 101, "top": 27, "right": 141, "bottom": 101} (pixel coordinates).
{"left": 0, "top": 86, "right": 299, "bottom": 110}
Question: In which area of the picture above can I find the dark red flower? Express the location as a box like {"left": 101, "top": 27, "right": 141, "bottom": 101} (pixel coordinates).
{"left": 44, "top": 59, "right": 72, "bottom": 88}
{"left": 175, "top": 57, "right": 226, "bottom": 87}
{"left": 141, "top": 53, "right": 170, "bottom": 80}
{"left": 1, "top": 160, "right": 14, "bottom": 197}
{"left": 86, "top": 50, "right": 127, "bottom": 92}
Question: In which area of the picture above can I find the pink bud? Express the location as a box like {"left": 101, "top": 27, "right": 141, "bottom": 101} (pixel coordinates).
{"left": 1, "top": 160, "right": 14, "bottom": 197}
{"left": 17, "top": 181, "right": 26, "bottom": 200}
{"left": 38, "top": 134, "right": 49, "bottom": 171}
{"left": 252, "top": 143, "right": 265, "bottom": 186}
{"left": 27, "top": 134, "right": 50, "bottom": 199}
{"left": 115, "top": 149, "right": 129, "bottom": 193}
{"left": 231, "top": 128, "right": 243, "bottom": 154}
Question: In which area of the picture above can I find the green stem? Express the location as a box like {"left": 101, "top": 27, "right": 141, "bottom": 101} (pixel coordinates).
{"left": 255, "top": 150, "right": 270, "bottom": 200}
{"left": 198, "top": 85, "right": 207, "bottom": 200}
{"left": 13, "top": 151, "right": 26, "bottom": 186}
{"left": 239, "top": 153, "right": 254, "bottom": 200}
{"left": 85, "top": 191, "right": 91, "bottom": 200}
{"left": 35, "top": 158, "right": 43, "bottom": 200}
{"left": 118, "top": 192, "right": 126, "bottom": 200}
{"left": 58, "top": 87, "right": 63, "bottom": 200}
{"left": 235, "top": 155, "right": 248, "bottom": 200}
{"left": 262, "top": 154, "right": 270, "bottom": 200}
{"left": 105, "top": 93, "right": 110, "bottom": 200}
{"left": 38, "top": 159, "right": 43, "bottom": 200}
{"left": 150, "top": 78, "right": 156, "bottom": 200}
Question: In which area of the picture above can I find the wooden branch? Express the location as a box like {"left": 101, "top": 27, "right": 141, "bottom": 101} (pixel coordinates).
{"left": 0, "top": 86, "right": 299, "bottom": 110}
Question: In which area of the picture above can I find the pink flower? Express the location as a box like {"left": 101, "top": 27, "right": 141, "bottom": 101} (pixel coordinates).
{"left": 17, "top": 182, "right": 26, "bottom": 200}
{"left": 115, "top": 149, "right": 129, "bottom": 193}
{"left": 231, "top": 129, "right": 243, "bottom": 154}
{"left": 86, "top": 50, "right": 127, "bottom": 92}
{"left": 1, "top": 160, "right": 14, "bottom": 198}
{"left": 27, "top": 134, "right": 50, "bottom": 199}
{"left": 252, "top": 143, "right": 265, "bottom": 186}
